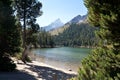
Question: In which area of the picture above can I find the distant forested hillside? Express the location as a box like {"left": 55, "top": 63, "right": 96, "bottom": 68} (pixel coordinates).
{"left": 37, "top": 30, "right": 54, "bottom": 48}
{"left": 53, "top": 23, "right": 99, "bottom": 47}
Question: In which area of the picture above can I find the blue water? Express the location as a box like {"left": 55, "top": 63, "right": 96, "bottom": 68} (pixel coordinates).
{"left": 32, "top": 47, "right": 91, "bottom": 72}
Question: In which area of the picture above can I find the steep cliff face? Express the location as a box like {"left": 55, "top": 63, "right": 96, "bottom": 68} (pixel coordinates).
{"left": 42, "top": 19, "right": 64, "bottom": 31}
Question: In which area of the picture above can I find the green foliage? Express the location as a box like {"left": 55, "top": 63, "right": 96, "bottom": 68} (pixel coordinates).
{"left": 38, "top": 29, "right": 55, "bottom": 48}
{"left": 0, "top": 0, "right": 22, "bottom": 56}
{"left": 14, "top": 0, "right": 42, "bottom": 22}
{"left": 0, "top": 0, "right": 21, "bottom": 71}
{"left": 14, "top": 0, "right": 42, "bottom": 63}
{"left": 14, "top": 0, "right": 42, "bottom": 47}
{"left": 77, "top": 48, "right": 120, "bottom": 80}
{"left": 84, "top": 0, "right": 120, "bottom": 51}
{"left": 76, "top": 0, "right": 120, "bottom": 80}
{"left": 54, "top": 23, "right": 98, "bottom": 47}
{"left": 26, "top": 24, "right": 40, "bottom": 47}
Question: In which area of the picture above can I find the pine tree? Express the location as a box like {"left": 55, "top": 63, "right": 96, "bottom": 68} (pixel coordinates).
{"left": 0, "top": 0, "right": 22, "bottom": 71}
{"left": 14, "top": 0, "right": 42, "bottom": 47}
{"left": 14, "top": 0, "right": 42, "bottom": 63}
{"left": 75, "top": 0, "right": 120, "bottom": 79}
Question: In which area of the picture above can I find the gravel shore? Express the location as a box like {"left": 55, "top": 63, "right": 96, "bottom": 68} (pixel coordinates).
{"left": 0, "top": 60, "right": 77, "bottom": 80}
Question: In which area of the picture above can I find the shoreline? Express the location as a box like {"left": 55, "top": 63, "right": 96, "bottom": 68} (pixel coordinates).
{"left": 32, "top": 46, "right": 95, "bottom": 49}
{"left": 0, "top": 59, "right": 77, "bottom": 80}
{"left": 16, "top": 60, "right": 77, "bottom": 80}
{"left": 28, "top": 60, "right": 77, "bottom": 74}
{"left": 29, "top": 51, "right": 81, "bottom": 73}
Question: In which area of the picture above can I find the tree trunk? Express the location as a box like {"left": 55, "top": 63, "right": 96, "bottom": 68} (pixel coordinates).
{"left": 23, "top": 1, "right": 26, "bottom": 48}
{"left": 22, "top": 1, "right": 27, "bottom": 63}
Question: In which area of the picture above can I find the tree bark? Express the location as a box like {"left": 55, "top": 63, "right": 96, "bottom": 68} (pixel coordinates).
{"left": 22, "top": 1, "right": 27, "bottom": 63}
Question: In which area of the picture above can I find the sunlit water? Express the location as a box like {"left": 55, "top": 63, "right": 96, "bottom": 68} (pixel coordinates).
{"left": 31, "top": 47, "right": 91, "bottom": 72}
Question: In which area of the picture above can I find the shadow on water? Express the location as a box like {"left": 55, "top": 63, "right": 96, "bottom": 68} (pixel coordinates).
{"left": 0, "top": 70, "right": 37, "bottom": 80}
{"left": 27, "top": 64, "right": 77, "bottom": 80}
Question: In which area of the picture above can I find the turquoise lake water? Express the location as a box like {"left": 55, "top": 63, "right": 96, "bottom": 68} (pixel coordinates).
{"left": 32, "top": 47, "right": 91, "bottom": 72}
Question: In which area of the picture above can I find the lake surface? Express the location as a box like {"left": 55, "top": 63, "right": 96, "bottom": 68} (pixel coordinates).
{"left": 31, "top": 47, "right": 91, "bottom": 72}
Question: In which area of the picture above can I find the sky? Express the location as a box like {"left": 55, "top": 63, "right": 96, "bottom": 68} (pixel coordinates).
{"left": 37, "top": 0, "right": 87, "bottom": 27}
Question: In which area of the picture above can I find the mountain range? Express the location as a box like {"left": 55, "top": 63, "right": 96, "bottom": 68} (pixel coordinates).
{"left": 51, "top": 14, "right": 98, "bottom": 47}
{"left": 42, "top": 14, "right": 87, "bottom": 32}
{"left": 39, "top": 14, "right": 98, "bottom": 47}
{"left": 49, "top": 14, "right": 87, "bottom": 35}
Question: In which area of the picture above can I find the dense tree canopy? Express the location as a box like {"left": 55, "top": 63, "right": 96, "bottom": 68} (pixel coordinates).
{"left": 14, "top": 0, "right": 42, "bottom": 47}
{"left": 0, "top": 0, "right": 22, "bottom": 71}
{"left": 14, "top": 0, "right": 42, "bottom": 63}
{"left": 75, "top": 0, "right": 120, "bottom": 80}
{"left": 37, "top": 29, "right": 54, "bottom": 48}
{"left": 85, "top": 0, "right": 120, "bottom": 51}
{"left": 54, "top": 23, "right": 98, "bottom": 47}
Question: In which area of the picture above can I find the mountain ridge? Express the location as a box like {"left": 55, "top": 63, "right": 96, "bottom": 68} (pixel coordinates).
{"left": 42, "top": 18, "right": 64, "bottom": 31}
{"left": 68, "top": 14, "right": 87, "bottom": 24}
{"left": 53, "top": 23, "right": 98, "bottom": 47}
{"left": 49, "top": 14, "right": 87, "bottom": 35}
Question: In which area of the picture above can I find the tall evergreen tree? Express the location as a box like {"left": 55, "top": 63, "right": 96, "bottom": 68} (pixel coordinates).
{"left": 26, "top": 24, "right": 40, "bottom": 48}
{"left": 0, "top": 0, "right": 22, "bottom": 71}
{"left": 14, "top": 0, "right": 42, "bottom": 63}
{"left": 14, "top": 0, "right": 42, "bottom": 47}
{"left": 74, "top": 0, "right": 120, "bottom": 80}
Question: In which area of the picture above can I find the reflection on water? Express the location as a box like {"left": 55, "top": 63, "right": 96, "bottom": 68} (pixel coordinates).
{"left": 30, "top": 47, "right": 91, "bottom": 72}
